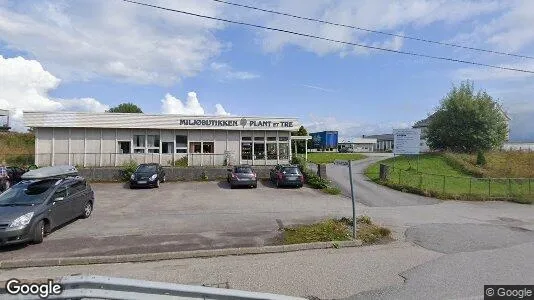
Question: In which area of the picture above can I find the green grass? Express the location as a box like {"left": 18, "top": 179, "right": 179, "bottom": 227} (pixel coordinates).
{"left": 365, "top": 153, "right": 534, "bottom": 203}
{"left": 282, "top": 217, "right": 392, "bottom": 245}
{"left": 282, "top": 219, "right": 352, "bottom": 244}
{"left": 322, "top": 186, "right": 342, "bottom": 195}
{"left": 306, "top": 152, "right": 366, "bottom": 164}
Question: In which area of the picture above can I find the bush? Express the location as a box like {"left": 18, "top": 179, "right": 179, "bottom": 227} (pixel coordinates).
{"left": 476, "top": 150, "right": 487, "bottom": 166}
{"left": 169, "top": 156, "right": 188, "bottom": 167}
{"left": 120, "top": 160, "right": 138, "bottom": 181}
{"left": 356, "top": 215, "right": 372, "bottom": 225}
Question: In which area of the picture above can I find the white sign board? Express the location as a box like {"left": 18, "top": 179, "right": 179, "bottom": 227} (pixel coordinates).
{"left": 393, "top": 128, "right": 421, "bottom": 155}
{"left": 334, "top": 160, "right": 349, "bottom": 166}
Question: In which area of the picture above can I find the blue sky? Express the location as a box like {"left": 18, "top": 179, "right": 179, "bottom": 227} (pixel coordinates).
{"left": 0, "top": 0, "right": 533, "bottom": 140}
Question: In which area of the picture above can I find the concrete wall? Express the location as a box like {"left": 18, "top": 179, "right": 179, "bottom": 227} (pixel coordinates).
{"left": 78, "top": 166, "right": 273, "bottom": 182}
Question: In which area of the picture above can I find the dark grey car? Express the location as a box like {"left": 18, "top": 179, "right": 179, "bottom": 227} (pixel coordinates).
{"left": 270, "top": 165, "right": 304, "bottom": 188}
{"left": 0, "top": 177, "right": 94, "bottom": 246}
{"left": 227, "top": 165, "right": 257, "bottom": 189}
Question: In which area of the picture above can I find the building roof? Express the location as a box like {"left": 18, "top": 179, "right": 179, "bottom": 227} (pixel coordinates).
{"left": 23, "top": 111, "right": 300, "bottom": 131}
{"left": 339, "top": 138, "right": 377, "bottom": 144}
{"left": 363, "top": 134, "right": 393, "bottom": 141}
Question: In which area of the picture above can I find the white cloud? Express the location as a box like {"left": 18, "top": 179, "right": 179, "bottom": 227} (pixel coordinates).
{"left": 0, "top": 0, "right": 225, "bottom": 85}
{"left": 215, "top": 103, "right": 231, "bottom": 116}
{"left": 253, "top": 0, "right": 502, "bottom": 56}
{"left": 210, "top": 62, "right": 259, "bottom": 80}
{"left": 161, "top": 92, "right": 231, "bottom": 116}
{"left": 0, "top": 55, "right": 108, "bottom": 131}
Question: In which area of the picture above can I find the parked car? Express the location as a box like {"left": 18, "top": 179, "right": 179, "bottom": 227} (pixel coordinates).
{"left": 129, "top": 163, "right": 166, "bottom": 189}
{"left": 227, "top": 165, "right": 257, "bottom": 189}
{"left": 0, "top": 166, "right": 94, "bottom": 246}
{"left": 270, "top": 165, "right": 304, "bottom": 188}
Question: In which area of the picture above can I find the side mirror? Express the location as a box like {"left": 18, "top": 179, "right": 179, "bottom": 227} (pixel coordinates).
{"left": 54, "top": 197, "right": 64, "bottom": 202}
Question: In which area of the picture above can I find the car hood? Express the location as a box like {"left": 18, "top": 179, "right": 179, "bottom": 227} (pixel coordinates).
{"left": 133, "top": 172, "right": 156, "bottom": 178}
{"left": 0, "top": 205, "right": 38, "bottom": 223}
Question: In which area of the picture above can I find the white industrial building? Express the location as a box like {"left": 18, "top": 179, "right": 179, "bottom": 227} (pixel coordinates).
{"left": 23, "top": 111, "right": 301, "bottom": 167}
{"left": 338, "top": 138, "right": 377, "bottom": 152}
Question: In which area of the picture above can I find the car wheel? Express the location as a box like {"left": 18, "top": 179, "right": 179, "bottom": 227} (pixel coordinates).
{"left": 230, "top": 184, "right": 235, "bottom": 189}
{"left": 82, "top": 201, "right": 93, "bottom": 219}
{"left": 32, "top": 220, "right": 44, "bottom": 244}
{"left": 253, "top": 183, "right": 257, "bottom": 188}
{"left": 155, "top": 179, "right": 160, "bottom": 188}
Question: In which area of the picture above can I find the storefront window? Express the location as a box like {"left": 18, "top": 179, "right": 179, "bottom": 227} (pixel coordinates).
{"left": 147, "top": 135, "right": 160, "bottom": 147}
{"left": 267, "top": 137, "right": 277, "bottom": 141}
{"left": 203, "top": 142, "right": 214, "bottom": 154}
{"left": 279, "top": 136, "right": 289, "bottom": 141}
{"left": 134, "top": 135, "right": 145, "bottom": 147}
{"left": 190, "top": 142, "right": 201, "bottom": 153}
{"left": 254, "top": 143, "right": 265, "bottom": 159}
{"left": 267, "top": 143, "right": 277, "bottom": 160}
{"left": 241, "top": 142, "right": 252, "bottom": 160}
{"left": 279, "top": 143, "right": 289, "bottom": 159}
{"left": 176, "top": 135, "right": 187, "bottom": 153}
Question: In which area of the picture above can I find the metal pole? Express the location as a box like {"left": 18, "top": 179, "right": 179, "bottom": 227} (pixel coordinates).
{"left": 417, "top": 154, "right": 420, "bottom": 173}
{"left": 508, "top": 178, "right": 512, "bottom": 197}
{"left": 348, "top": 160, "right": 356, "bottom": 239}
{"left": 442, "top": 175, "right": 446, "bottom": 194}
{"left": 489, "top": 179, "right": 491, "bottom": 197}
{"left": 469, "top": 177, "right": 472, "bottom": 195}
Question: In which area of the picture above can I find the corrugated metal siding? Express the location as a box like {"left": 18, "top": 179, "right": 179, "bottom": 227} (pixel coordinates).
{"left": 23, "top": 112, "right": 299, "bottom": 131}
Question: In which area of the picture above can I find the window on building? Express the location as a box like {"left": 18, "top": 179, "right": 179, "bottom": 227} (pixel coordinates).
{"left": 254, "top": 143, "right": 265, "bottom": 160}
{"left": 147, "top": 135, "right": 160, "bottom": 148}
{"left": 279, "top": 136, "right": 289, "bottom": 141}
{"left": 134, "top": 149, "right": 145, "bottom": 154}
{"left": 134, "top": 135, "right": 145, "bottom": 147}
{"left": 267, "top": 137, "right": 277, "bottom": 141}
{"left": 254, "top": 136, "right": 264, "bottom": 141}
{"left": 190, "top": 142, "right": 201, "bottom": 153}
{"left": 267, "top": 143, "right": 277, "bottom": 160}
{"left": 148, "top": 149, "right": 159, "bottom": 153}
{"left": 118, "top": 141, "right": 131, "bottom": 154}
{"left": 241, "top": 142, "right": 252, "bottom": 160}
{"left": 203, "top": 142, "right": 214, "bottom": 154}
{"left": 162, "top": 142, "right": 173, "bottom": 154}
{"left": 176, "top": 135, "right": 187, "bottom": 153}
{"left": 241, "top": 137, "right": 252, "bottom": 141}
{"left": 279, "top": 143, "right": 289, "bottom": 159}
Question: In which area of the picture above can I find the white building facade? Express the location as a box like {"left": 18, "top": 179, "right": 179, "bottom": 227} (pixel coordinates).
{"left": 23, "top": 112, "right": 300, "bottom": 167}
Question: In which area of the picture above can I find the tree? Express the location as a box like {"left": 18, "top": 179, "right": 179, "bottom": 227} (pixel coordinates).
{"left": 107, "top": 103, "right": 143, "bottom": 113}
{"left": 426, "top": 81, "right": 508, "bottom": 153}
{"left": 291, "top": 126, "right": 309, "bottom": 154}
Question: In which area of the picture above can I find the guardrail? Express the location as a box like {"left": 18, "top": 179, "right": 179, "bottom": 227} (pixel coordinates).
{"left": 2, "top": 275, "right": 306, "bottom": 300}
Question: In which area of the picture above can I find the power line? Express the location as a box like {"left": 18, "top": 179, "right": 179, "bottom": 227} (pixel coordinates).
{"left": 210, "top": 0, "right": 534, "bottom": 60}
{"left": 120, "top": 0, "right": 534, "bottom": 74}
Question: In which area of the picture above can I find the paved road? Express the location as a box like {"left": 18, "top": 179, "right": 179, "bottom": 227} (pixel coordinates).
{"left": 2, "top": 158, "right": 534, "bottom": 299}
{"left": 0, "top": 180, "right": 351, "bottom": 260}
{"left": 326, "top": 156, "right": 440, "bottom": 207}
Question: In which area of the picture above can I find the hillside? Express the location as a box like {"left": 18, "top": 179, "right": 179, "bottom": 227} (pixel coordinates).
{"left": 0, "top": 132, "right": 35, "bottom": 166}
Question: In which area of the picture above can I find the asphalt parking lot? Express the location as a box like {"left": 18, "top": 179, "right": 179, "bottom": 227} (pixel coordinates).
{"left": 0, "top": 180, "right": 351, "bottom": 260}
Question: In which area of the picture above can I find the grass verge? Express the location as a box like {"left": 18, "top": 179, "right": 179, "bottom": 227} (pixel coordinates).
{"left": 306, "top": 152, "right": 366, "bottom": 164}
{"left": 292, "top": 156, "right": 342, "bottom": 195}
{"left": 282, "top": 216, "right": 392, "bottom": 245}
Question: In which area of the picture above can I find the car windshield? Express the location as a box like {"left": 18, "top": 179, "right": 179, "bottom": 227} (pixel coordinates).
{"left": 235, "top": 167, "right": 253, "bottom": 174}
{"left": 0, "top": 179, "right": 57, "bottom": 206}
{"left": 282, "top": 167, "right": 300, "bottom": 174}
{"left": 136, "top": 165, "right": 157, "bottom": 173}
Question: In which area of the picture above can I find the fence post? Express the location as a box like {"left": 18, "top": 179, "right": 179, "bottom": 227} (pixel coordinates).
{"left": 508, "top": 178, "right": 512, "bottom": 197}
{"left": 489, "top": 178, "right": 491, "bottom": 197}
{"left": 469, "top": 177, "right": 472, "bottom": 195}
{"left": 398, "top": 169, "right": 402, "bottom": 184}
{"left": 419, "top": 173, "right": 423, "bottom": 189}
{"left": 529, "top": 178, "right": 532, "bottom": 195}
{"left": 442, "top": 175, "right": 446, "bottom": 194}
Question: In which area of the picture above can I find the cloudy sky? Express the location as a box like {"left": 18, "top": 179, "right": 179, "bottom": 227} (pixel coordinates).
{"left": 0, "top": 0, "right": 533, "bottom": 140}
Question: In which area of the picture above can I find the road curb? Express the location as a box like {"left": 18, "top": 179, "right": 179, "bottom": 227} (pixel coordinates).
{"left": 0, "top": 240, "right": 363, "bottom": 269}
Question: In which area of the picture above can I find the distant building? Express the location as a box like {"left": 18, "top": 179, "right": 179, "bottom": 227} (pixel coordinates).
{"left": 0, "top": 109, "right": 10, "bottom": 132}
{"left": 338, "top": 137, "right": 377, "bottom": 152}
{"left": 362, "top": 134, "right": 394, "bottom": 152}
{"left": 310, "top": 131, "right": 338, "bottom": 151}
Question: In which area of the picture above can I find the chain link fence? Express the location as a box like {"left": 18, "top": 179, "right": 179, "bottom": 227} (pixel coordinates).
{"left": 377, "top": 166, "right": 533, "bottom": 200}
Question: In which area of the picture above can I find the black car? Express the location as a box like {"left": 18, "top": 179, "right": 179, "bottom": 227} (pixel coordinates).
{"left": 270, "top": 165, "right": 304, "bottom": 188}
{"left": 227, "top": 165, "right": 257, "bottom": 189}
{"left": 0, "top": 176, "right": 94, "bottom": 246}
{"left": 129, "top": 163, "right": 166, "bottom": 188}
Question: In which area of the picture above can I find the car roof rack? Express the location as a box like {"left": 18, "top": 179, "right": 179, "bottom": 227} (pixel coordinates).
{"left": 21, "top": 165, "right": 79, "bottom": 180}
